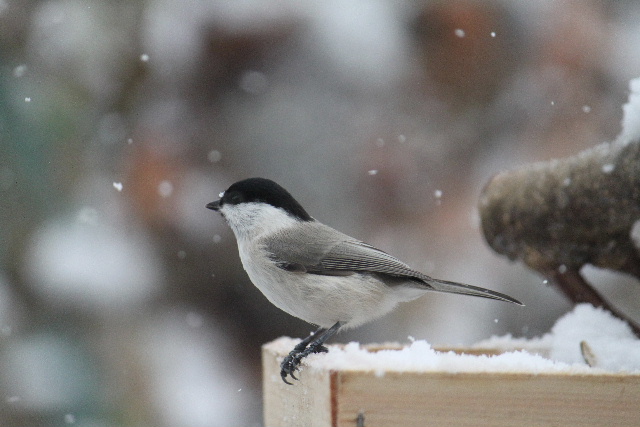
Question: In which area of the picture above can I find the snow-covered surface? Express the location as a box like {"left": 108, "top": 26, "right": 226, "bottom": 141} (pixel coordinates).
{"left": 548, "top": 304, "right": 640, "bottom": 371}
{"left": 619, "top": 77, "right": 640, "bottom": 143}
{"left": 268, "top": 304, "right": 640, "bottom": 375}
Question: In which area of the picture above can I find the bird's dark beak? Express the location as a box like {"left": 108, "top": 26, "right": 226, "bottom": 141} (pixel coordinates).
{"left": 206, "top": 200, "right": 221, "bottom": 211}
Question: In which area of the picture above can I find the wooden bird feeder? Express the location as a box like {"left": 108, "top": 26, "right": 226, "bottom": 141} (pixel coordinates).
{"left": 262, "top": 340, "right": 640, "bottom": 427}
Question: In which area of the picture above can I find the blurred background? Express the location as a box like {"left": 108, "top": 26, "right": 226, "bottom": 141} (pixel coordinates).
{"left": 1, "top": 0, "right": 640, "bottom": 425}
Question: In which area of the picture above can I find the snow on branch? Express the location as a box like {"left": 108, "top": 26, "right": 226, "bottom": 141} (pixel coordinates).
{"left": 479, "top": 77, "right": 640, "bottom": 336}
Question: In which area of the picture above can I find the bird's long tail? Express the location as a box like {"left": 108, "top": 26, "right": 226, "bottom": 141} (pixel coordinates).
{"left": 424, "top": 277, "right": 524, "bottom": 305}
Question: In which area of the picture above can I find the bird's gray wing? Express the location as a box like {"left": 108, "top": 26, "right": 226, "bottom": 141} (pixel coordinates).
{"left": 312, "top": 240, "right": 424, "bottom": 278}
{"left": 261, "top": 221, "right": 426, "bottom": 279}
{"left": 262, "top": 222, "right": 523, "bottom": 305}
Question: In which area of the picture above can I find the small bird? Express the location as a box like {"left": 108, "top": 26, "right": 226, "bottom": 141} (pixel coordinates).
{"left": 207, "top": 177, "right": 522, "bottom": 384}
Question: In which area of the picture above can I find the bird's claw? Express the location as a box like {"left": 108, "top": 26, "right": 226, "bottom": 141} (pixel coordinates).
{"left": 280, "top": 353, "right": 302, "bottom": 385}
{"left": 312, "top": 344, "right": 329, "bottom": 354}
{"left": 281, "top": 371, "right": 293, "bottom": 385}
{"left": 281, "top": 375, "right": 291, "bottom": 385}
{"left": 279, "top": 323, "right": 341, "bottom": 385}
{"left": 280, "top": 344, "right": 327, "bottom": 384}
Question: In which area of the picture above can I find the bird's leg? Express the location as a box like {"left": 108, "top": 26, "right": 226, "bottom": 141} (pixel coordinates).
{"left": 280, "top": 327, "right": 326, "bottom": 384}
{"left": 280, "top": 322, "right": 341, "bottom": 384}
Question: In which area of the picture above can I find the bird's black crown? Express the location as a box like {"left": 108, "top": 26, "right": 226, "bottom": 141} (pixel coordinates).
{"left": 219, "top": 177, "right": 313, "bottom": 221}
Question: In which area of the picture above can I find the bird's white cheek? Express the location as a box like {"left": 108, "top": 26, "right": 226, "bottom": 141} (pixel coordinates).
{"left": 221, "top": 203, "right": 300, "bottom": 241}
{"left": 219, "top": 205, "right": 253, "bottom": 239}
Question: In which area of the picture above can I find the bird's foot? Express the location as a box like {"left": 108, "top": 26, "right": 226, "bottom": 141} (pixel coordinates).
{"left": 279, "top": 343, "right": 329, "bottom": 384}
{"left": 280, "top": 352, "right": 301, "bottom": 385}
{"left": 279, "top": 323, "right": 341, "bottom": 385}
{"left": 309, "top": 343, "right": 329, "bottom": 354}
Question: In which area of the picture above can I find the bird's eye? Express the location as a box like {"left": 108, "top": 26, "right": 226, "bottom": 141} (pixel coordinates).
{"left": 229, "top": 192, "right": 243, "bottom": 204}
